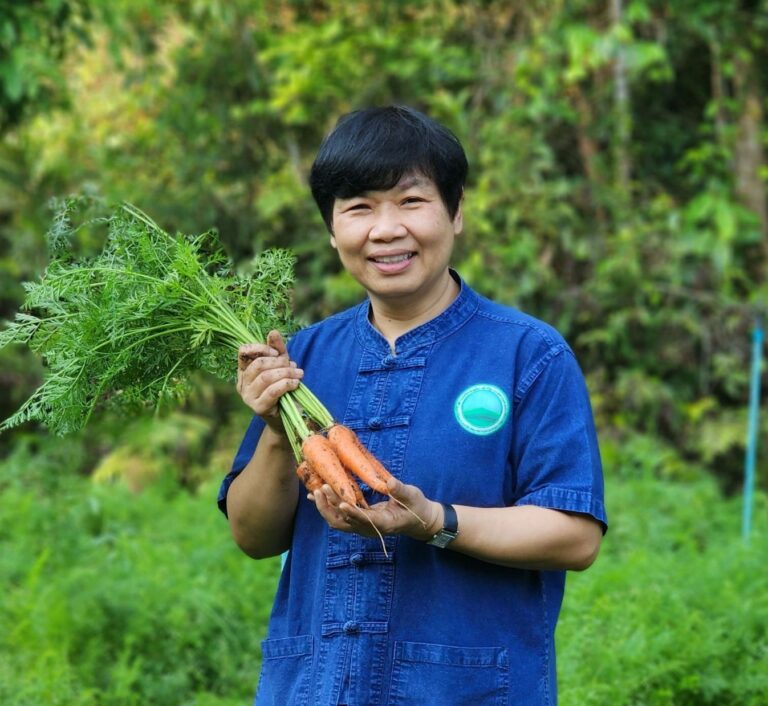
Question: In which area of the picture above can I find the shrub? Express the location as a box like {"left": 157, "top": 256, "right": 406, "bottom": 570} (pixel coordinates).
{"left": 0, "top": 443, "right": 281, "bottom": 706}
{"left": 558, "top": 473, "right": 768, "bottom": 706}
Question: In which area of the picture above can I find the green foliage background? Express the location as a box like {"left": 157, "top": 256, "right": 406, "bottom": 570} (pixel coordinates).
{"left": 1, "top": 0, "right": 767, "bottom": 703}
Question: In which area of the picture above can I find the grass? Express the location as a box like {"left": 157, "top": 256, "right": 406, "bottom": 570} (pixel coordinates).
{"left": 1, "top": 432, "right": 766, "bottom": 705}
{"left": 0, "top": 439, "right": 281, "bottom": 706}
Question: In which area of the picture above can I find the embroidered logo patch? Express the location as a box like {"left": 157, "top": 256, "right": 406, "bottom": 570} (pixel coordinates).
{"left": 454, "top": 384, "right": 510, "bottom": 436}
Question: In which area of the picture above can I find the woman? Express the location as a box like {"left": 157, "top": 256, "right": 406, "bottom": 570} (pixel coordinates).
{"left": 219, "top": 105, "right": 607, "bottom": 705}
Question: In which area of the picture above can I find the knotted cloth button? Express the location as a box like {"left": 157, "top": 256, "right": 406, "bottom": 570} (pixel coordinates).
{"left": 382, "top": 355, "right": 396, "bottom": 368}
{"left": 368, "top": 417, "right": 382, "bottom": 430}
{"left": 342, "top": 620, "right": 359, "bottom": 634}
{"left": 350, "top": 552, "right": 364, "bottom": 566}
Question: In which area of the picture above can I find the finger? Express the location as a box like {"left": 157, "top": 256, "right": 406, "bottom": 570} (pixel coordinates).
{"left": 260, "top": 376, "right": 302, "bottom": 405}
{"left": 266, "top": 330, "right": 288, "bottom": 356}
{"left": 241, "top": 356, "right": 298, "bottom": 381}
{"left": 320, "top": 483, "right": 340, "bottom": 509}
{"left": 239, "top": 360, "right": 303, "bottom": 393}
{"left": 238, "top": 343, "right": 278, "bottom": 371}
{"left": 239, "top": 342, "right": 278, "bottom": 356}
{"left": 313, "top": 488, "right": 350, "bottom": 528}
{"left": 255, "top": 365, "right": 304, "bottom": 389}
{"left": 240, "top": 352, "right": 293, "bottom": 377}
{"left": 319, "top": 486, "right": 355, "bottom": 522}
{"left": 385, "top": 476, "right": 411, "bottom": 503}
{"left": 338, "top": 502, "right": 367, "bottom": 526}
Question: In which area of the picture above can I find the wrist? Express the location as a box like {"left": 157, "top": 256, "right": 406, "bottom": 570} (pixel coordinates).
{"left": 425, "top": 502, "right": 460, "bottom": 549}
{"left": 425, "top": 501, "right": 445, "bottom": 538}
{"left": 262, "top": 424, "right": 294, "bottom": 453}
{"left": 402, "top": 501, "right": 441, "bottom": 542}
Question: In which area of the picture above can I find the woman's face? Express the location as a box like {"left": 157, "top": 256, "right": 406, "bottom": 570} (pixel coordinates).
{"left": 330, "top": 173, "right": 463, "bottom": 309}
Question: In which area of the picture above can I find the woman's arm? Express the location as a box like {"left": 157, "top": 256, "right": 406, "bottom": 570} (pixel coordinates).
{"left": 311, "top": 478, "right": 603, "bottom": 571}
{"left": 224, "top": 331, "right": 304, "bottom": 559}
{"left": 439, "top": 502, "right": 602, "bottom": 570}
{"left": 226, "top": 427, "right": 300, "bottom": 559}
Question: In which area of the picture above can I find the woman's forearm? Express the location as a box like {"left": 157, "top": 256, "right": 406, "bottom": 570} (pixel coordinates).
{"left": 318, "top": 477, "right": 603, "bottom": 572}
{"left": 449, "top": 504, "right": 603, "bottom": 571}
{"left": 225, "top": 426, "right": 300, "bottom": 559}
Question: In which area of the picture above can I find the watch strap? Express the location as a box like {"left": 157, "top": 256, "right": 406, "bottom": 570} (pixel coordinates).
{"left": 439, "top": 502, "right": 458, "bottom": 534}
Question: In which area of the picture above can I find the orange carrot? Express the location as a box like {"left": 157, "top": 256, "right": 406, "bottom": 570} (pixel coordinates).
{"left": 327, "top": 423, "right": 392, "bottom": 495}
{"left": 296, "top": 460, "right": 324, "bottom": 493}
{"left": 327, "top": 423, "right": 426, "bottom": 527}
{"left": 301, "top": 433, "right": 388, "bottom": 554}
{"left": 301, "top": 433, "right": 369, "bottom": 509}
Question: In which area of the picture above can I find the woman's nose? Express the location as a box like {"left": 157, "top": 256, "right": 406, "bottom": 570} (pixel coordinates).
{"left": 369, "top": 205, "right": 407, "bottom": 240}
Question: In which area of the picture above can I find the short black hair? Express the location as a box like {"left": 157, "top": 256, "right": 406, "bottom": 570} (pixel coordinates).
{"left": 309, "top": 105, "right": 468, "bottom": 231}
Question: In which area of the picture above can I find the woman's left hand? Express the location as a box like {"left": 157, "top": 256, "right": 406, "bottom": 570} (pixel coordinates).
{"left": 309, "top": 477, "right": 443, "bottom": 541}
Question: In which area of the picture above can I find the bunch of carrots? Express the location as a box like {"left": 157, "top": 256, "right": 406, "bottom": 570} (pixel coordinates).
{"left": 299, "top": 423, "right": 396, "bottom": 506}
{"left": 297, "top": 424, "right": 425, "bottom": 553}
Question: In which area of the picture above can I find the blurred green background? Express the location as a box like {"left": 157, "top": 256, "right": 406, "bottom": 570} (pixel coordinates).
{"left": 1, "top": 1, "right": 767, "bottom": 704}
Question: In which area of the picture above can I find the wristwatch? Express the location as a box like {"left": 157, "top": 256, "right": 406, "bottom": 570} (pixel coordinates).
{"left": 426, "top": 502, "right": 459, "bottom": 548}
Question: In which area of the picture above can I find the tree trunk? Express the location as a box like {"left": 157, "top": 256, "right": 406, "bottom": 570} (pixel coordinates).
{"left": 733, "top": 55, "right": 768, "bottom": 246}
{"left": 568, "top": 83, "right": 607, "bottom": 227}
{"left": 610, "top": 0, "right": 632, "bottom": 196}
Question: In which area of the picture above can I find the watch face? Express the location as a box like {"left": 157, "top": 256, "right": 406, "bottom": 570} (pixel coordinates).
{"left": 427, "top": 503, "right": 459, "bottom": 548}
{"left": 428, "top": 530, "right": 457, "bottom": 548}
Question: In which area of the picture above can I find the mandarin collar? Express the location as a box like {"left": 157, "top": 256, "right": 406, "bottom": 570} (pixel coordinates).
{"left": 353, "top": 271, "right": 480, "bottom": 357}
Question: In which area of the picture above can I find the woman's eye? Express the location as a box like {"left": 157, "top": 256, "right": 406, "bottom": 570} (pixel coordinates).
{"left": 403, "top": 197, "right": 424, "bottom": 205}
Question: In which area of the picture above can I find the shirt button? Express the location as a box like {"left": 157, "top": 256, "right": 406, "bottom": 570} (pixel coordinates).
{"left": 342, "top": 620, "right": 359, "bottom": 634}
{"left": 368, "top": 417, "right": 382, "bottom": 430}
{"left": 382, "top": 355, "right": 395, "bottom": 368}
{"left": 350, "top": 553, "right": 364, "bottom": 566}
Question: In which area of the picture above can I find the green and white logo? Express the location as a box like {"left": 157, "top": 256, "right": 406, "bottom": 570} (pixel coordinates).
{"left": 454, "top": 384, "right": 510, "bottom": 436}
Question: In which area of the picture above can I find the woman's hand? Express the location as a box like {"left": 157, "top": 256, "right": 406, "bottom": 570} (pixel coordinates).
{"left": 309, "top": 477, "right": 443, "bottom": 541}
{"left": 237, "top": 330, "right": 303, "bottom": 434}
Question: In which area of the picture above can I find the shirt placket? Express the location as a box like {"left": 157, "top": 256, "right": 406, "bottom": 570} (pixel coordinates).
{"left": 324, "top": 347, "right": 426, "bottom": 706}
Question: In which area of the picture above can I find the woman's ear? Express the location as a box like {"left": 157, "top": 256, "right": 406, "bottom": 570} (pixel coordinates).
{"left": 453, "top": 193, "right": 464, "bottom": 236}
{"left": 329, "top": 232, "right": 337, "bottom": 249}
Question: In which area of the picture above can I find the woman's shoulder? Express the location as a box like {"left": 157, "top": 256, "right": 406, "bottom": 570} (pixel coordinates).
{"left": 470, "top": 290, "right": 570, "bottom": 352}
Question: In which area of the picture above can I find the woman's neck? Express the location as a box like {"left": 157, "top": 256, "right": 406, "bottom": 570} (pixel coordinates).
{"left": 368, "top": 271, "right": 460, "bottom": 353}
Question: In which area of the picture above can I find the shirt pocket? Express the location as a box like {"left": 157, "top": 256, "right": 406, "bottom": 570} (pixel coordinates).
{"left": 256, "top": 634, "right": 313, "bottom": 706}
{"left": 388, "top": 640, "right": 509, "bottom": 706}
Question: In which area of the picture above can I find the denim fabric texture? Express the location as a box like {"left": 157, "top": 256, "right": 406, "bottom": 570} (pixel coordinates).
{"left": 218, "top": 275, "right": 607, "bottom": 706}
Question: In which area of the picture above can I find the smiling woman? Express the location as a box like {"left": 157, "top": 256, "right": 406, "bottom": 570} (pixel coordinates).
{"left": 219, "top": 105, "right": 607, "bottom": 706}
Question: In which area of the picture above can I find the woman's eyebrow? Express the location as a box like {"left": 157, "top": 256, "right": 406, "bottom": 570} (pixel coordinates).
{"left": 396, "top": 175, "right": 424, "bottom": 190}
{"left": 334, "top": 176, "right": 427, "bottom": 205}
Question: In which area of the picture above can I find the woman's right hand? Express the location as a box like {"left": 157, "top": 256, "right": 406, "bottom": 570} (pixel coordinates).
{"left": 237, "top": 330, "right": 303, "bottom": 434}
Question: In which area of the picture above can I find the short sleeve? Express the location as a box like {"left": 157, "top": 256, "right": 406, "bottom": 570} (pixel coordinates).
{"left": 216, "top": 414, "right": 266, "bottom": 517}
{"left": 511, "top": 348, "right": 607, "bottom": 531}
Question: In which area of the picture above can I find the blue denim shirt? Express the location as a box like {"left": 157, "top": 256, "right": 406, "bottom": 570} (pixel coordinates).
{"left": 218, "top": 275, "right": 607, "bottom": 706}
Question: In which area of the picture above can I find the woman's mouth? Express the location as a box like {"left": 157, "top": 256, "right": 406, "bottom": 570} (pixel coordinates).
{"left": 369, "top": 252, "right": 415, "bottom": 273}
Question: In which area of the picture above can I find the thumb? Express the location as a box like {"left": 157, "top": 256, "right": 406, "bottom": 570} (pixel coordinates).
{"left": 386, "top": 476, "right": 403, "bottom": 497}
{"left": 386, "top": 476, "right": 419, "bottom": 505}
{"left": 266, "top": 330, "right": 287, "bottom": 355}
